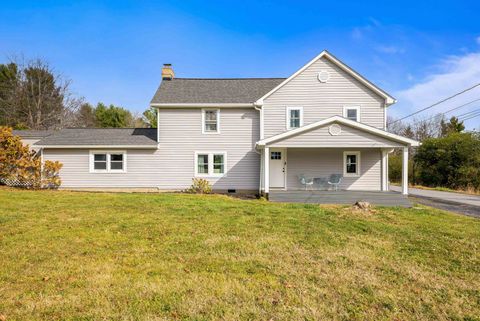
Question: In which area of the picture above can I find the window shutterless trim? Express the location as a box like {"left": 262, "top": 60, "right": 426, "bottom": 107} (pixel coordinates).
{"left": 343, "top": 105, "right": 361, "bottom": 122}
{"left": 194, "top": 151, "right": 227, "bottom": 177}
{"left": 89, "top": 150, "right": 127, "bottom": 173}
{"left": 201, "top": 108, "right": 221, "bottom": 134}
{"left": 286, "top": 106, "right": 303, "bottom": 130}
{"left": 343, "top": 151, "right": 360, "bottom": 177}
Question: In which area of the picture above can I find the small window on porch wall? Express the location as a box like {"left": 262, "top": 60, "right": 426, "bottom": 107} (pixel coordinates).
{"left": 286, "top": 107, "right": 303, "bottom": 129}
{"left": 343, "top": 151, "right": 360, "bottom": 177}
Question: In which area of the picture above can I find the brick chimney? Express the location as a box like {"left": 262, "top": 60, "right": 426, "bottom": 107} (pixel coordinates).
{"left": 161, "top": 63, "right": 174, "bottom": 80}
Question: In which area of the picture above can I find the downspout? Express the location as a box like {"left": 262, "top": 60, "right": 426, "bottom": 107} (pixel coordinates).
{"left": 254, "top": 102, "right": 264, "bottom": 194}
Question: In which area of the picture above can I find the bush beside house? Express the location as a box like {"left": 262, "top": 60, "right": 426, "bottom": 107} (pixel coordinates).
{"left": 0, "top": 126, "right": 62, "bottom": 189}
{"left": 389, "top": 131, "right": 480, "bottom": 191}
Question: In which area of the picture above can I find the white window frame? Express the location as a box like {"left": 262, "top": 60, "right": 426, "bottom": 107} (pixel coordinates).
{"left": 286, "top": 106, "right": 303, "bottom": 130}
{"left": 343, "top": 151, "right": 360, "bottom": 177}
{"left": 194, "top": 151, "right": 227, "bottom": 177}
{"left": 89, "top": 150, "right": 127, "bottom": 173}
{"left": 343, "top": 105, "right": 361, "bottom": 122}
{"left": 202, "top": 109, "right": 220, "bottom": 134}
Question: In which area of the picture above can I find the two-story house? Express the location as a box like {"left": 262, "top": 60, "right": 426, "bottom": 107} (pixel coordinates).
{"left": 23, "top": 50, "right": 419, "bottom": 203}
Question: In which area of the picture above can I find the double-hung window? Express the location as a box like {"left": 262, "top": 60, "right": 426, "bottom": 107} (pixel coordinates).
{"left": 343, "top": 106, "right": 360, "bottom": 122}
{"left": 343, "top": 151, "right": 360, "bottom": 177}
{"left": 195, "top": 152, "right": 226, "bottom": 177}
{"left": 286, "top": 107, "right": 303, "bottom": 129}
{"left": 90, "top": 151, "right": 127, "bottom": 173}
{"left": 202, "top": 109, "right": 220, "bottom": 134}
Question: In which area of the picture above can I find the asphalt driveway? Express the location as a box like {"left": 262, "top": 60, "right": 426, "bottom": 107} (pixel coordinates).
{"left": 390, "top": 186, "right": 480, "bottom": 218}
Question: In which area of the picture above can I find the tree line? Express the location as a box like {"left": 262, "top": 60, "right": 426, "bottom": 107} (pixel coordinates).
{"left": 388, "top": 115, "right": 480, "bottom": 192}
{"left": 0, "top": 57, "right": 157, "bottom": 130}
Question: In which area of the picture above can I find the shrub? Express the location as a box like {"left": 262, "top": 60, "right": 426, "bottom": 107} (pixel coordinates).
{"left": 414, "top": 132, "right": 480, "bottom": 190}
{"left": 185, "top": 178, "right": 212, "bottom": 194}
{"left": 0, "top": 126, "right": 63, "bottom": 189}
{"left": 388, "top": 153, "right": 415, "bottom": 184}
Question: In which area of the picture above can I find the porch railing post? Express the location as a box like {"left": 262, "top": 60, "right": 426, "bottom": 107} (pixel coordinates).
{"left": 402, "top": 147, "right": 409, "bottom": 195}
{"left": 264, "top": 147, "right": 270, "bottom": 196}
{"left": 381, "top": 149, "right": 388, "bottom": 191}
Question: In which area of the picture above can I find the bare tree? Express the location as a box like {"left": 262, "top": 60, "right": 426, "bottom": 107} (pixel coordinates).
{"left": 0, "top": 57, "right": 83, "bottom": 129}
{"left": 386, "top": 116, "right": 406, "bottom": 135}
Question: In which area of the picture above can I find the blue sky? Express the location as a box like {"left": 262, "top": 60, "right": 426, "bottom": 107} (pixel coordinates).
{"left": 1, "top": 0, "right": 480, "bottom": 128}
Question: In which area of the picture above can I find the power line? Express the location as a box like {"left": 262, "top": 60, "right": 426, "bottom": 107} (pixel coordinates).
{"left": 457, "top": 108, "right": 480, "bottom": 120}
{"left": 388, "top": 82, "right": 480, "bottom": 125}
{"left": 461, "top": 113, "right": 480, "bottom": 122}
{"left": 459, "top": 110, "right": 480, "bottom": 121}
{"left": 421, "top": 98, "right": 480, "bottom": 122}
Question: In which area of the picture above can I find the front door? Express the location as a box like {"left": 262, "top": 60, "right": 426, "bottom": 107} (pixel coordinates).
{"left": 269, "top": 148, "right": 285, "bottom": 188}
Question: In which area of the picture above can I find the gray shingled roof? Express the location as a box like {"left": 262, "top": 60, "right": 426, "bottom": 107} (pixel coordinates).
{"left": 150, "top": 78, "right": 286, "bottom": 104}
{"left": 34, "top": 128, "right": 158, "bottom": 147}
{"left": 13, "top": 129, "right": 55, "bottom": 138}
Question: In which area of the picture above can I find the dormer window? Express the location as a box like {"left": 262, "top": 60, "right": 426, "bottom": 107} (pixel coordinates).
{"left": 343, "top": 106, "right": 360, "bottom": 122}
{"left": 286, "top": 107, "right": 303, "bottom": 129}
{"left": 202, "top": 109, "right": 220, "bottom": 134}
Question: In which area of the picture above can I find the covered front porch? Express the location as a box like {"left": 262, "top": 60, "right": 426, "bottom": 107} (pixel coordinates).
{"left": 256, "top": 116, "right": 419, "bottom": 204}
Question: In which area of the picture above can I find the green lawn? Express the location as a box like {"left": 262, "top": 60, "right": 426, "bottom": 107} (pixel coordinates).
{"left": 0, "top": 189, "right": 479, "bottom": 320}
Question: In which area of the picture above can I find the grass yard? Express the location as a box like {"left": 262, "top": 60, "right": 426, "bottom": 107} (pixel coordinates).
{"left": 0, "top": 188, "right": 479, "bottom": 320}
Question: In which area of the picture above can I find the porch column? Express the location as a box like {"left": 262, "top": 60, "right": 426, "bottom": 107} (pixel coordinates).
{"left": 402, "top": 147, "right": 409, "bottom": 195}
{"left": 264, "top": 147, "right": 270, "bottom": 195}
{"left": 381, "top": 149, "right": 388, "bottom": 191}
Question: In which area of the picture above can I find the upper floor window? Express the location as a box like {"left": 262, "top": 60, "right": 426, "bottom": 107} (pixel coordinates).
{"left": 90, "top": 151, "right": 127, "bottom": 173}
{"left": 202, "top": 109, "right": 220, "bottom": 134}
{"left": 286, "top": 107, "right": 303, "bottom": 130}
{"left": 343, "top": 106, "right": 360, "bottom": 122}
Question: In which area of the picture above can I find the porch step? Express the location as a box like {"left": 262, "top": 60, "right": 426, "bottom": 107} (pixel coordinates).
{"left": 269, "top": 190, "right": 411, "bottom": 207}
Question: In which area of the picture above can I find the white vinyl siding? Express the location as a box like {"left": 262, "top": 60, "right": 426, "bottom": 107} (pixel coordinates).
{"left": 269, "top": 122, "right": 404, "bottom": 148}
{"left": 43, "top": 108, "right": 260, "bottom": 191}
{"left": 20, "top": 138, "right": 42, "bottom": 151}
{"left": 263, "top": 56, "right": 386, "bottom": 138}
{"left": 286, "top": 148, "right": 381, "bottom": 190}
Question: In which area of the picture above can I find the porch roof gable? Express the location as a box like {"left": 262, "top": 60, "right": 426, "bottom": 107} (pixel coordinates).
{"left": 256, "top": 116, "right": 420, "bottom": 147}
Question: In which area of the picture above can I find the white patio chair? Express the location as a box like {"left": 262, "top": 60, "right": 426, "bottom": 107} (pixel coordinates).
{"left": 298, "top": 174, "right": 314, "bottom": 190}
{"left": 328, "top": 174, "right": 343, "bottom": 191}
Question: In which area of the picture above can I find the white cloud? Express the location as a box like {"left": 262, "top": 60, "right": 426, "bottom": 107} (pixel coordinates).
{"left": 393, "top": 51, "right": 480, "bottom": 129}
{"left": 375, "top": 45, "right": 406, "bottom": 54}
{"left": 351, "top": 27, "right": 363, "bottom": 40}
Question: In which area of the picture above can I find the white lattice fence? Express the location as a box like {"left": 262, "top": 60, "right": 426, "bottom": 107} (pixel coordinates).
{"left": 0, "top": 177, "right": 34, "bottom": 188}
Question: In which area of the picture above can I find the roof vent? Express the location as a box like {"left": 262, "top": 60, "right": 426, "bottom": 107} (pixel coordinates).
{"left": 328, "top": 124, "right": 342, "bottom": 136}
{"left": 162, "top": 63, "right": 175, "bottom": 80}
{"left": 317, "top": 70, "right": 330, "bottom": 83}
